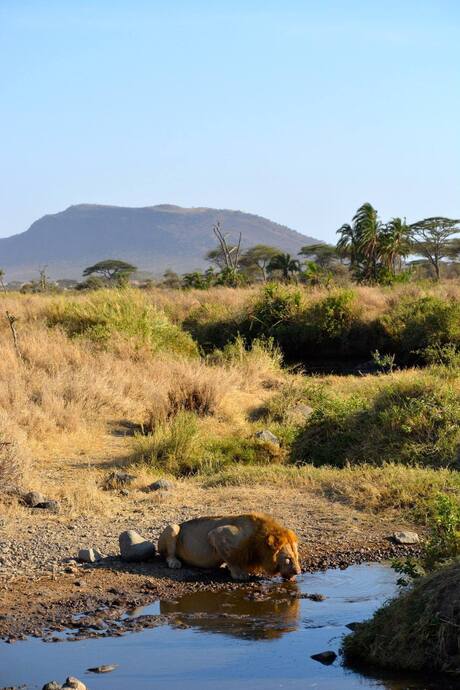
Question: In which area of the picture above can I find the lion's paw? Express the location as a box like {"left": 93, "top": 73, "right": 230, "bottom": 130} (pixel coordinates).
{"left": 167, "top": 556, "right": 182, "bottom": 569}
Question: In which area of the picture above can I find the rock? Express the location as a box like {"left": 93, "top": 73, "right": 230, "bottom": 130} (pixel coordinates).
{"left": 87, "top": 664, "right": 118, "bottom": 673}
{"left": 42, "top": 683, "right": 62, "bottom": 690}
{"left": 36, "top": 500, "right": 60, "bottom": 513}
{"left": 393, "top": 531, "right": 420, "bottom": 545}
{"left": 78, "top": 548, "right": 104, "bottom": 563}
{"left": 103, "top": 471, "right": 135, "bottom": 490}
{"left": 255, "top": 429, "right": 279, "bottom": 445}
{"left": 119, "top": 530, "right": 156, "bottom": 562}
{"left": 290, "top": 403, "right": 314, "bottom": 420}
{"left": 24, "top": 491, "right": 46, "bottom": 507}
{"left": 62, "top": 678, "right": 87, "bottom": 690}
{"left": 346, "top": 621, "right": 361, "bottom": 631}
{"left": 146, "top": 479, "right": 175, "bottom": 492}
{"left": 311, "top": 650, "right": 337, "bottom": 665}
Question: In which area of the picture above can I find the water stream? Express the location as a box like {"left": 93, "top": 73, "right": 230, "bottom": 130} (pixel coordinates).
{"left": 1, "top": 563, "right": 459, "bottom": 690}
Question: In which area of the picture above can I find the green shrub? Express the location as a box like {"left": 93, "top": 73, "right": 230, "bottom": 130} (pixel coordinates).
{"left": 293, "top": 376, "right": 460, "bottom": 469}
{"left": 133, "top": 411, "right": 202, "bottom": 475}
{"left": 133, "top": 415, "right": 286, "bottom": 477}
{"left": 393, "top": 494, "right": 460, "bottom": 585}
{"left": 183, "top": 302, "right": 243, "bottom": 352}
{"left": 209, "top": 335, "right": 283, "bottom": 371}
{"left": 250, "top": 283, "right": 303, "bottom": 331}
{"left": 306, "top": 290, "right": 358, "bottom": 342}
{"left": 381, "top": 295, "right": 460, "bottom": 361}
{"left": 343, "top": 558, "right": 460, "bottom": 675}
{"left": 46, "top": 289, "right": 198, "bottom": 357}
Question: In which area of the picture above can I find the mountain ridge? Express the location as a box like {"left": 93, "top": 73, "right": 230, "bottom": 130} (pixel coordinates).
{"left": 0, "top": 204, "right": 319, "bottom": 280}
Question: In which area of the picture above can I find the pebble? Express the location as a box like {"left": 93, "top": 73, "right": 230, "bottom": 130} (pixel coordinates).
{"left": 119, "top": 530, "right": 156, "bottom": 562}
{"left": 146, "top": 479, "right": 175, "bottom": 492}
{"left": 78, "top": 548, "right": 104, "bottom": 563}
{"left": 42, "top": 682, "right": 62, "bottom": 690}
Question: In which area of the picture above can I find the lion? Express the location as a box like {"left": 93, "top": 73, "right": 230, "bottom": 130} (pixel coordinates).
{"left": 158, "top": 512, "right": 301, "bottom": 581}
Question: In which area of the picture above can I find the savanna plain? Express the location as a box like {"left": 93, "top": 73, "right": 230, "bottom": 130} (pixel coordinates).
{"left": 1, "top": 281, "right": 460, "bottom": 659}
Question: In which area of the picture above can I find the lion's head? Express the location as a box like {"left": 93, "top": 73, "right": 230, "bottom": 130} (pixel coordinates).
{"left": 240, "top": 514, "right": 301, "bottom": 580}
{"left": 264, "top": 529, "right": 301, "bottom": 581}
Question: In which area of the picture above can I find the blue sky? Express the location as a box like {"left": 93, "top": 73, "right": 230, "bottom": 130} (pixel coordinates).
{"left": 1, "top": 1, "right": 459, "bottom": 243}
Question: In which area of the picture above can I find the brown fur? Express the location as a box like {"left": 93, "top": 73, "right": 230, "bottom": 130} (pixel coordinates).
{"left": 158, "top": 511, "right": 301, "bottom": 580}
{"left": 228, "top": 513, "right": 299, "bottom": 575}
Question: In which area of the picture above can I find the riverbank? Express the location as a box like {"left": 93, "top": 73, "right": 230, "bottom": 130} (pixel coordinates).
{"left": 0, "top": 479, "right": 420, "bottom": 642}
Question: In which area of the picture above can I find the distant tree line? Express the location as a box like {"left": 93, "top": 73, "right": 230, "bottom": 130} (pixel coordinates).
{"left": 5, "top": 205, "right": 460, "bottom": 293}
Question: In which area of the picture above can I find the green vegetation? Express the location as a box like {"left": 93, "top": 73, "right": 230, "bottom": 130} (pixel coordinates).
{"left": 393, "top": 494, "right": 460, "bottom": 584}
{"left": 344, "top": 495, "right": 460, "bottom": 677}
{"left": 82, "top": 259, "right": 138, "bottom": 285}
{"left": 343, "top": 557, "right": 460, "bottom": 676}
{"left": 45, "top": 289, "right": 198, "bottom": 356}
{"left": 292, "top": 374, "right": 460, "bottom": 469}
{"left": 177, "top": 283, "right": 460, "bottom": 366}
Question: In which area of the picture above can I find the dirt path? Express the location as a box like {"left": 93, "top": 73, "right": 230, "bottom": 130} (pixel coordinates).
{"left": 0, "top": 482, "right": 419, "bottom": 641}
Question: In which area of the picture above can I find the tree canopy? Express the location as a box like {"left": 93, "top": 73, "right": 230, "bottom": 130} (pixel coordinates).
{"left": 240, "top": 245, "right": 281, "bottom": 281}
{"left": 299, "top": 243, "right": 340, "bottom": 268}
{"left": 409, "top": 217, "right": 460, "bottom": 280}
{"left": 82, "top": 259, "right": 137, "bottom": 282}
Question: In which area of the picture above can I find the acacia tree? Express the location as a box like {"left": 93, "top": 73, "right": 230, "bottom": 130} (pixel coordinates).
{"left": 409, "top": 217, "right": 460, "bottom": 280}
{"left": 299, "top": 243, "right": 340, "bottom": 268}
{"left": 82, "top": 259, "right": 137, "bottom": 283}
{"left": 240, "top": 245, "right": 281, "bottom": 281}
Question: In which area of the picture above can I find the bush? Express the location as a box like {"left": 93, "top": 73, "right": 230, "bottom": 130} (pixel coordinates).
{"left": 381, "top": 295, "right": 460, "bottom": 361}
{"left": 145, "top": 359, "right": 226, "bottom": 429}
{"left": 208, "top": 335, "right": 283, "bottom": 388}
{"left": 133, "top": 411, "right": 203, "bottom": 475}
{"left": 183, "top": 301, "right": 243, "bottom": 352}
{"left": 46, "top": 289, "right": 198, "bottom": 357}
{"left": 293, "top": 376, "right": 460, "bottom": 469}
{"left": 343, "top": 558, "right": 460, "bottom": 676}
{"left": 306, "top": 290, "right": 358, "bottom": 342}
{"left": 393, "top": 494, "right": 460, "bottom": 584}
{"left": 134, "top": 413, "right": 286, "bottom": 477}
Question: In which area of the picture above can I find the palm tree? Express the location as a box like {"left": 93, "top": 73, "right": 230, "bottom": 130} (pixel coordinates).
{"left": 337, "top": 203, "right": 382, "bottom": 283}
{"left": 380, "top": 217, "right": 410, "bottom": 274}
{"left": 268, "top": 253, "right": 301, "bottom": 281}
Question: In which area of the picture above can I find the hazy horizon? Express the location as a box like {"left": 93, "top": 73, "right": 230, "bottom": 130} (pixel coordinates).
{"left": 1, "top": 1, "right": 459, "bottom": 244}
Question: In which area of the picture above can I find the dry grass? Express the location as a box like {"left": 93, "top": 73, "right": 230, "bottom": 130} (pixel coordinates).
{"left": 0, "top": 410, "right": 30, "bottom": 495}
{"left": 1, "top": 285, "right": 460, "bottom": 521}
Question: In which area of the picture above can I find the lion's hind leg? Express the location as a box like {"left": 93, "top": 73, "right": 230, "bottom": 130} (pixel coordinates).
{"left": 207, "top": 525, "right": 250, "bottom": 581}
{"left": 158, "top": 524, "right": 182, "bottom": 569}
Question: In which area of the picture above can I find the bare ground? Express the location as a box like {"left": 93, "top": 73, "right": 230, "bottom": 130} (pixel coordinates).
{"left": 0, "top": 477, "right": 420, "bottom": 642}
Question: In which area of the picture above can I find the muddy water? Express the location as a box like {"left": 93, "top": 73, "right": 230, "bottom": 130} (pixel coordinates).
{"left": 1, "top": 563, "right": 459, "bottom": 690}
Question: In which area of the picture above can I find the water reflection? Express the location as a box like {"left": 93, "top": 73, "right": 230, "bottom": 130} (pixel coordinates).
{"left": 2, "top": 564, "right": 459, "bottom": 690}
{"left": 159, "top": 583, "right": 301, "bottom": 640}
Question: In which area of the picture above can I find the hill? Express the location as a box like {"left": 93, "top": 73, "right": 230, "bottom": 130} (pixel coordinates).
{"left": 0, "top": 204, "right": 318, "bottom": 281}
